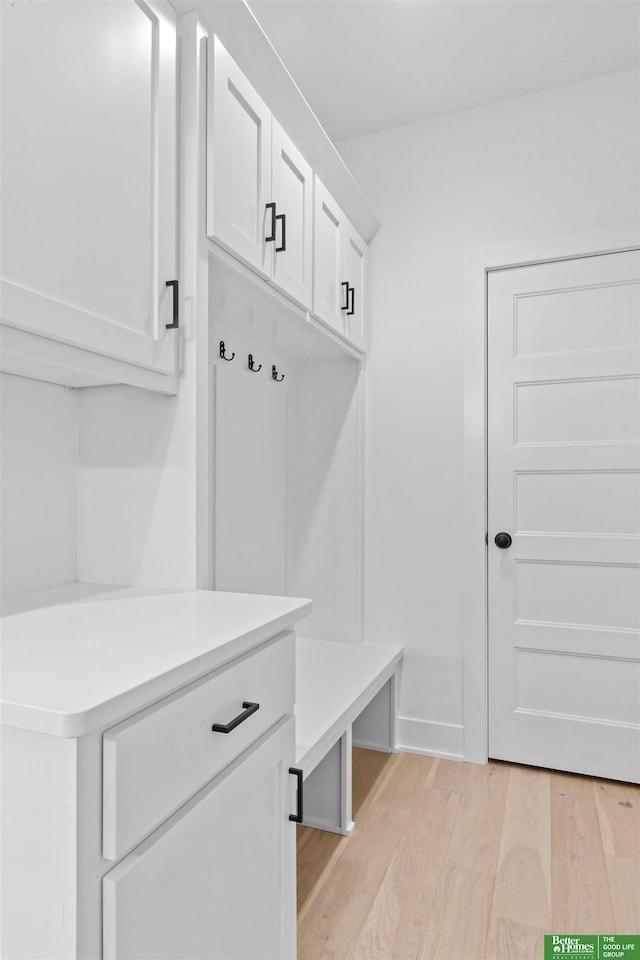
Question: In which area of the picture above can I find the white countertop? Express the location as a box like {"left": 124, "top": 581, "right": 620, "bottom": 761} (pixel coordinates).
{"left": 0, "top": 588, "right": 311, "bottom": 738}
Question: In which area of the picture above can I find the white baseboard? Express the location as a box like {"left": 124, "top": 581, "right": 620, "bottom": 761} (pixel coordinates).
{"left": 398, "top": 717, "right": 464, "bottom": 762}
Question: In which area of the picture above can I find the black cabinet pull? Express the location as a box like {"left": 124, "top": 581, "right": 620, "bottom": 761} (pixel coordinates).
{"left": 289, "top": 767, "right": 303, "bottom": 822}
{"left": 341, "top": 281, "right": 350, "bottom": 311}
{"left": 211, "top": 701, "right": 259, "bottom": 734}
{"left": 347, "top": 285, "right": 355, "bottom": 316}
{"left": 165, "top": 280, "right": 179, "bottom": 329}
{"left": 276, "top": 212, "right": 286, "bottom": 252}
{"left": 265, "top": 202, "right": 277, "bottom": 242}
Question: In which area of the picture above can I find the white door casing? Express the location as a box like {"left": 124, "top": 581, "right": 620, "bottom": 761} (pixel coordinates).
{"left": 487, "top": 251, "right": 640, "bottom": 781}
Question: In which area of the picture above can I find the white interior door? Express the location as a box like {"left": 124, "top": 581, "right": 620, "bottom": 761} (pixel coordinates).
{"left": 488, "top": 250, "right": 640, "bottom": 783}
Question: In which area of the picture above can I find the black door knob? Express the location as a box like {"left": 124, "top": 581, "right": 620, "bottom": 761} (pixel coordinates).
{"left": 494, "top": 532, "right": 512, "bottom": 549}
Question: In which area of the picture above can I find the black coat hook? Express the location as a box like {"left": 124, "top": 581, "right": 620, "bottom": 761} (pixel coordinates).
{"left": 248, "top": 354, "right": 262, "bottom": 372}
{"left": 219, "top": 340, "right": 235, "bottom": 361}
{"left": 272, "top": 364, "right": 285, "bottom": 382}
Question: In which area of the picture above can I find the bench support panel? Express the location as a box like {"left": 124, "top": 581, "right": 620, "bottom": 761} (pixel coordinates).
{"left": 302, "top": 731, "right": 354, "bottom": 837}
{"left": 352, "top": 675, "right": 398, "bottom": 753}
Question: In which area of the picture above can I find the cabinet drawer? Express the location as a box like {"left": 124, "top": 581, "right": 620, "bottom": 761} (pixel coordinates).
{"left": 103, "top": 631, "right": 294, "bottom": 861}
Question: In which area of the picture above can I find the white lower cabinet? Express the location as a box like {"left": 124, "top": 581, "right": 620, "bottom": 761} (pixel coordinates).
{"left": 103, "top": 718, "right": 296, "bottom": 960}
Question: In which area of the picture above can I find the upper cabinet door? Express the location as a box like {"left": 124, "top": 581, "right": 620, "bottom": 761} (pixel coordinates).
{"left": 0, "top": 0, "right": 177, "bottom": 376}
{"left": 313, "top": 178, "right": 347, "bottom": 334}
{"left": 270, "top": 120, "right": 313, "bottom": 309}
{"left": 343, "top": 223, "right": 368, "bottom": 352}
{"left": 208, "top": 37, "right": 272, "bottom": 279}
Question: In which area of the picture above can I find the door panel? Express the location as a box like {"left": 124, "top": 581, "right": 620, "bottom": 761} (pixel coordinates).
{"left": 343, "top": 223, "right": 367, "bottom": 351}
{"left": 313, "top": 178, "right": 345, "bottom": 333}
{"left": 488, "top": 250, "right": 640, "bottom": 782}
{"left": 209, "top": 37, "right": 272, "bottom": 277}
{"left": 271, "top": 120, "right": 312, "bottom": 308}
{"left": 103, "top": 718, "right": 296, "bottom": 960}
{"left": 0, "top": 0, "right": 177, "bottom": 374}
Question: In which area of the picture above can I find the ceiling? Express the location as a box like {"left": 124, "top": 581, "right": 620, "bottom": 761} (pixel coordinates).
{"left": 247, "top": 0, "right": 640, "bottom": 142}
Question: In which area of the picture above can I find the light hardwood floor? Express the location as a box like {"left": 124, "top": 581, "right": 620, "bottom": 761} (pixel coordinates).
{"left": 297, "top": 749, "right": 640, "bottom": 960}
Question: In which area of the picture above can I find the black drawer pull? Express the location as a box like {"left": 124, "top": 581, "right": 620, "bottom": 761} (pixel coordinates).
{"left": 276, "top": 212, "right": 286, "bottom": 252}
{"left": 211, "top": 701, "right": 259, "bottom": 734}
{"left": 341, "top": 281, "right": 349, "bottom": 311}
{"left": 289, "top": 767, "right": 303, "bottom": 823}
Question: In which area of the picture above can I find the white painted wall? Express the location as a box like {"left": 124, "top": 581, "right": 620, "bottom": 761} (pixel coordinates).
{"left": 0, "top": 373, "right": 78, "bottom": 598}
{"left": 336, "top": 69, "right": 640, "bottom": 759}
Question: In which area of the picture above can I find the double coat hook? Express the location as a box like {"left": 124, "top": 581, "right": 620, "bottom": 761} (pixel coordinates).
{"left": 248, "top": 354, "right": 262, "bottom": 372}
{"left": 219, "top": 340, "right": 235, "bottom": 361}
{"left": 272, "top": 365, "right": 285, "bottom": 382}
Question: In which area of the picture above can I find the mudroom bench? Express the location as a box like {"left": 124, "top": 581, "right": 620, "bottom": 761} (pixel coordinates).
{"left": 294, "top": 637, "right": 403, "bottom": 835}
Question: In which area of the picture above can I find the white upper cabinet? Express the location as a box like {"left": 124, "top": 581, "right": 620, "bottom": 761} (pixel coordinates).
{"left": 208, "top": 36, "right": 272, "bottom": 278}
{"left": 271, "top": 120, "right": 313, "bottom": 309}
{"left": 312, "top": 179, "right": 348, "bottom": 333}
{"left": 208, "top": 37, "right": 314, "bottom": 311}
{"left": 313, "top": 178, "right": 368, "bottom": 351}
{"left": 0, "top": 0, "right": 179, "bottom": 386}
{"left": 343, "top": 222, "right": 368, "bottom": 352}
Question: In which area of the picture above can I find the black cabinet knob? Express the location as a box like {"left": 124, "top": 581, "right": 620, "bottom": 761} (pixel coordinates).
{"left": 494, "top": 532, "right": 512, "bottom": 549}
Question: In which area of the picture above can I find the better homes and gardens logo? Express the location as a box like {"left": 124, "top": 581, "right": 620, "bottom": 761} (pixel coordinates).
{"left": 544, "top": 936, "right": 640, "bottom": 960}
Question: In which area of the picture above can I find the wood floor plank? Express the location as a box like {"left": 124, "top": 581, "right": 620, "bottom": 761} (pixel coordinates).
{"left": 418, "top": 864, "right": 495, "bottom": 960}
{"left": 445, "top": 760, "right": 510, "bottom": 876}
{"left": 352, "top": 747, "right": 399, "bottom": 819}
{"left": 551, "top": 772, "right": 616, "bottom": 933}
{"left": 485, "top": 916, "right": 545, "bottom": 960}
{"left": 605, "top": 855, "right": 640, "bottom": 933}
{"left": 594, "top": 778, "right": 640, "bottom": 860}
{"left": 298, "top": 752, "right": 432, "bottom": 960}
{"left": 491, "top": 764, "right": 551, "bottom": 931}
{"left": 297, "top": 826, "right": 349, "bottom": 917}
{"left": 350, "top": 776, "right": 460, "bottom": 960}
{"left": 430, "top": 758, "right": 472, "bottom": 794}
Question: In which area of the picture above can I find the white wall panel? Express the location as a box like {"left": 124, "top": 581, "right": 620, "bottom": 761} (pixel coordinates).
{"left": 0, "top": 373, "right": 77, "bottom": 598}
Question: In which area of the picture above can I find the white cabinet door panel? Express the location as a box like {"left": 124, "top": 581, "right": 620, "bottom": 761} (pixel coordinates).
{"left": 343, "top": 223, "right": 367, "bottom": 351}
{"left": 271, "top": 120, "right": 313, "bottom": 308}
{"left": 209, "top": 37, "right": 272, "bottom": 278}
{"left": 0, "top": 0, "right": 177, "bottom": 375}
{"left": 103, "top": 718, "right": 297, "bottom": 960}
{"left": 313, "top": 178, "right": 346, "bottom": 334}
{"left": 488, "top": 250, "right": 640, "bottom": 783}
